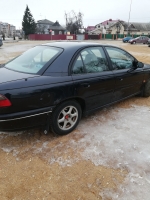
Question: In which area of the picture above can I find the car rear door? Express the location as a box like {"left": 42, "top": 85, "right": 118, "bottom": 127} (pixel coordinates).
{"left": 71, "top": 46, "right": 115, "bottom": 111}
{"left": 142, "top": 36, "right": 149, "bottom": 44}
{"left": 105, "top": 46, "right": 144, "bottom": 101}
{"left": 137, "top": 36, "right": 142, "bottom": 43}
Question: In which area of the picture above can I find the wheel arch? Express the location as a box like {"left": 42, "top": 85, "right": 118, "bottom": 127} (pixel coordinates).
{"left": 53, "top": 97, "right": 86, "bottom": 114}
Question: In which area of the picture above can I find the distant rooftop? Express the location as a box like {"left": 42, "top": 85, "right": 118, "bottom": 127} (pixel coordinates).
{"left": 96, "top": 19, "right": 121, "bottom": 27}
{"left": 37, "top": 19, "right": 54, "bottom": 25}
{"left": 50, "top": 21, "right": 65, "bottom": 31}
{"left": 86, "top": 26, "right": 95, "bottom": 31}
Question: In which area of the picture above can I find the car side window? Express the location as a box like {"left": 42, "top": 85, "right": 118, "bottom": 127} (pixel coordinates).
{"left": 72, "top": 55, "right": 85, "bottom": 74}
{"left": 105, "top": 47, "right": 134, "bottom": 70}
{"left": 81, "top": 47, "right": 109, "bottom": 73}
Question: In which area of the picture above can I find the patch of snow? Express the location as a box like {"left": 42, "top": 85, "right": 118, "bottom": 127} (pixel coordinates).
{"left": 1, "top": 105, "right": 150, "bottom": 199}
{"left": 76, "top": 105, "right": 150, "bottom": 200}
{"left": 0, "top": 131, "right": 24, "bottom": 136}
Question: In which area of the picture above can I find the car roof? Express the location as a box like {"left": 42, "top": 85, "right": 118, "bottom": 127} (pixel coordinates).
{"left": 41, "top": 42, "right": 108, "bottom": 75}
{"left": 41, "top": 41, "right": 106, "bottom": 51}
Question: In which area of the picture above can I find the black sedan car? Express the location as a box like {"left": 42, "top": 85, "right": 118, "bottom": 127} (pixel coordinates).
{"left": 0, "top": 42, "right": 150, "bottom": 135}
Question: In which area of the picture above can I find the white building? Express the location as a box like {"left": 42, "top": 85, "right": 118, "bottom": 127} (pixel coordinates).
{"left": 0, "top": 22, "right": 16, "bottom": 37}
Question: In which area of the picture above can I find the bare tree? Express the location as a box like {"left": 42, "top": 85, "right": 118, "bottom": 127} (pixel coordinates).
{"left": 65, "top": 10, "right": 84, "bottom": 34}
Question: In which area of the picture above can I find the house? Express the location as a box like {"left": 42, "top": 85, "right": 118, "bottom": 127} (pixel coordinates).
{"left": 89, "top": 19, "right": 150, "bottom": 36}
{"left": 85, "top": 26, "right": 95, "bottom": 33}
{"left": 48, "top": 21, "right": 66, "bottom": 35}
{"left": 105, "top": 21, "right": 150, "bottom": 35}
{"left": 123, "top": 22, "right": 150, "bottom": 35}
{"left": 104, "top": 20, "right": 125, "bottom": 34}
{"left": 36, "top": 19, "right": 54, "bottom": 34}
{"left": 95, "top": 19, "right": 118, "bottom": 28}
{"left": 36, "top": 19, "right": 66, "bottom": 35}
{"left": 89, "top": 19, "right": 120, "bottom": 35}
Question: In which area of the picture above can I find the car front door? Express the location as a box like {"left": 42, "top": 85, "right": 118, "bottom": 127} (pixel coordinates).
{"left": 105, "top": 46, "right": 144, "bottom": 102}
{"left": 71, "top": 46, "right": 115, "bottom": 112}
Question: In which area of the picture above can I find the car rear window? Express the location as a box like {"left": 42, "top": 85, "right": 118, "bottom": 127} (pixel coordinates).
{"left": 5, "top": 46, "right": 62, "bottom": 74}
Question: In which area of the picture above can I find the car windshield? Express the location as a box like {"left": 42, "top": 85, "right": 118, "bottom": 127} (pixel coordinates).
{"left": 5, "top": 46, "right": 62, "bottom": 74}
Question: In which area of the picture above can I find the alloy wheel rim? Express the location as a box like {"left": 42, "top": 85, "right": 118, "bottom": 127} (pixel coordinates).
{"left": 57, "top": 105, "right": 78, "bottom": 130}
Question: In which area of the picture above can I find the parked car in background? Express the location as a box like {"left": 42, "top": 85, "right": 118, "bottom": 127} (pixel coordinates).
{"left": 129, "top": 36, "right": 149, "bottom": 44}
{"left": 122, "top": 36, "right": 133, "bottom": 43}
{"left": 0, "top": 42, "right": 150, "bottom": 135}
{"left": 0, "top": 38, "right": 3, "bottom": 47}
{"left": 147, "top": 38, "right": 150, "bottom": 47}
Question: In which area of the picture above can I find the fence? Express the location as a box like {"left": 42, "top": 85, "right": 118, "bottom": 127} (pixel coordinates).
{"left": 92, "top": 34, "right": 150, "bottom": 40}
{"left": 28, "top": 33, "right": 150, "bottom": 41}
{"left": 28, "top": 34, "right": 76, "bottom": 40}
{"left": 88, "top": 34, "right": 101, "bottom": 40}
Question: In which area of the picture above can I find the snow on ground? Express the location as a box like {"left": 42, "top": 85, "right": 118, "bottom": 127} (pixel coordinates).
{"left": 76, "top": 105, "right": 150, "bottom": 199}
{"left": 1, "top": 104, "right": 150, "bottom": 199}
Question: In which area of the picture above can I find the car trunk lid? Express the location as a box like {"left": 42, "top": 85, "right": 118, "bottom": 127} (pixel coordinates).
{"left": 0, "top": 67, "right": 39, "bottom": 84}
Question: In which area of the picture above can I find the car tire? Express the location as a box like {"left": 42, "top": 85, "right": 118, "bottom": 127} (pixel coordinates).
{"left": 133, "top": 41, "right": 136, "bottom": 44}
{"left": 142, "top": 79, "right": 150, "bottom": 97}
{"left": 51, "top": 100, "right": 82, "bottom": 135}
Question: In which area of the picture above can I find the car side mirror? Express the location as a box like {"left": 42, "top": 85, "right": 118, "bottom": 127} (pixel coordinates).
{"left": 128, "top": 60, "right": 139, "bottom": 73}
{"left": 138, "top": 61, "right": 144, "bottom": 68}
{"left": 128, "top": 61, "right": 144, "bottom": 73}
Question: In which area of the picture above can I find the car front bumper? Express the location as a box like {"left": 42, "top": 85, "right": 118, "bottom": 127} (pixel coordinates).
{"left": 0, "top": 106, "right": 55, "bottom": 131}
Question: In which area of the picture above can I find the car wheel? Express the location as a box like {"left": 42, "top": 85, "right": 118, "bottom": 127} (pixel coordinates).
{"left": 142, "top": 79, "right": 150, "bottom": 97}
{"left": 133, "top": 41, "right": 136, "bottom": 44}
{"left": 51, "top": 100, "right": 82, "bottom": 135}
{"left": 149, "top": 45, "right": 150, "bottom": 47}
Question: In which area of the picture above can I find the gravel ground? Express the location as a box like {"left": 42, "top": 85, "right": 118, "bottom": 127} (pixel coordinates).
{"left": 0, "top": 40, "right": 150, "bottom": 200}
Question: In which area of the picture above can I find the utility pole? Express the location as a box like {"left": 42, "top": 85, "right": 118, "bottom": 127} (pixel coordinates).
{"left": 127, "top": 0, "right": 133, "bottom": 35}
{"left": 65, "top": 12, "right": 68, "bottom": 27}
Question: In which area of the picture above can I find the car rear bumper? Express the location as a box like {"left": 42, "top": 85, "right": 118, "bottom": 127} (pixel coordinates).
{"left": 0, "top": 106, "right": 55, "bottom": 131}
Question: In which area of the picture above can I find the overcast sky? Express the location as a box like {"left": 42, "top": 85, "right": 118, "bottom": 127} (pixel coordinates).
{"left": 0, "top": 0, "right": 150, "bottom": 29}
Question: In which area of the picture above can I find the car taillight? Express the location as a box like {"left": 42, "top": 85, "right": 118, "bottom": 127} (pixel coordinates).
{"left": 0, "top": 94, "right": 12, "bottom": 107}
